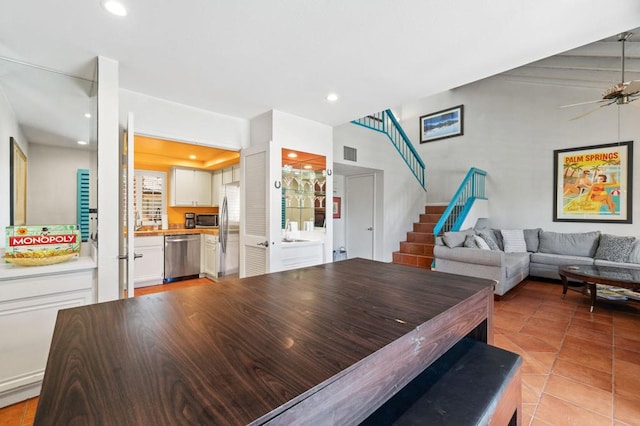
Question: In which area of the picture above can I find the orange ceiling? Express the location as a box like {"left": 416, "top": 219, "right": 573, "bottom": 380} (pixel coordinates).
{"left": 282, "top": 148, "right": 325, "bottom": 172}
{"left": 134, "top": 135, "right": 240, "bottom": 170}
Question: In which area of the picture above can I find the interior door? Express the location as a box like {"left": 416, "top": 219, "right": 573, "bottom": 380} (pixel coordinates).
{"left": 118, "top": 113, "right": 136, "bottom": 298}
{"left": 346, "top": 174, "right": 375, "bottom": 260}
{"left": 240, "top": 142, "right": 280, "bottom": 277}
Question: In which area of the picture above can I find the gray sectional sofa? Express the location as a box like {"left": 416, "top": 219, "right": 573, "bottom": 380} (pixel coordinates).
{"left": 433, "top": 228, "right": 640, "bottom": 297}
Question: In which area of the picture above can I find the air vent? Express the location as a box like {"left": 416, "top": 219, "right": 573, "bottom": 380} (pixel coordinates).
{"left": 344, "top": 146, "right": 357, "bottom": 162}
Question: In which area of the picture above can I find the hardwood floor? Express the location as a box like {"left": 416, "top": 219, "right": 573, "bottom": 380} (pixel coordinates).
{"left": 2, "top": 275, "right": 638, "bottom": 425}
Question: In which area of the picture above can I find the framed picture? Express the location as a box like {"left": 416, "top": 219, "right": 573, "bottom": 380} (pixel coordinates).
{"left": 419, "top": 104, "right": 464, "bottom": 143}
{"left": 9, "top": 137, "right": 27, "bottom": 226}
{"left": 333, "top": 197, "right": 341, "bottom": 219}
{"left": 553, "top": 141, "right": 633, "bottom": 223}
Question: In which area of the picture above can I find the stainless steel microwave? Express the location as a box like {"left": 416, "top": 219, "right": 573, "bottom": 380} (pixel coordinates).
{"left": 196, "top": 214, "right": 218, "bottom": 228}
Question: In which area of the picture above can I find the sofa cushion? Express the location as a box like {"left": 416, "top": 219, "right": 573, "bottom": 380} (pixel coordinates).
{"left": 463, "top": 234, "right": 478, "bottom": 248}
{"left": 524, "top": 228, "right": 542, "bottom": 252}
{"left": 501, "top": 229, "right": 527, "bottom": 253}
{"left": 538, "top": 231, "right": 600, "bottom": 257}
{"left": 529, "top": 252, "right": 594, "bottom": 266}
{"left": 504, "top": 253, "right": 530, "bottom": 278}
{"left": 476, "top": 228, "right": 501, "bottom": 251}
{"left": 594, "top": 234, "right": 636, "bottom": 263}
{"left": 443, "top": 229, "right": 475, "bottom": 248}
{"left": 628, "top": 240, "right": 640, "bottom": 264}
{"left": 473, "top": 235, "right": 491, "bottom": 250}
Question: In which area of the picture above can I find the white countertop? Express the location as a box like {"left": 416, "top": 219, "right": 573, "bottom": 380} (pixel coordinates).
{"left": 0, "top": 243, "right": 97, "bottom": 281}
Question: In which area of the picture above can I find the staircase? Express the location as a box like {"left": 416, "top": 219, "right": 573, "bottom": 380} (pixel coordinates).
{"left": 392, "top": 205, "right": 445, "bottom": 269}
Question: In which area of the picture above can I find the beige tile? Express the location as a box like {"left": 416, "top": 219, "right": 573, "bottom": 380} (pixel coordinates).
{"left": 522, "top": 374, "right": 548, "bottom": 404}
{"left": 544, "top": 374, "right": 612, "bottom": 418}
{"left": 534, "top": 393, "right": 612, "bottom": 426}
{"left": 615, "top": 359, "right": 640, "bottom": 400}
{"left": 614, "top": 394, "right": 640, "bottom": 425}
{"left": 551, "top": 358, "right": 612, "bottom": 393}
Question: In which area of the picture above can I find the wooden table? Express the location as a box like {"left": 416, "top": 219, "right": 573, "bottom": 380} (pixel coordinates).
{"left": 560, "top": 265, "right": 640, "bottom": 312}
{"left": 35, "top": 259, "right": 494, "bottom": 425}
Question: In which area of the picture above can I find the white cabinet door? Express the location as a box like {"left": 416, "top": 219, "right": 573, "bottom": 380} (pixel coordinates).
{"left": 211, "top": 170, "right": 222, "bottom": 207}
{"left": 222, "top": 167, "right": 233, "bottom": 184}
{"left": 232, "top": 164, "right": 241, "bottom": 182}
{"left": 134, "top": 236, "right": 164, "bottom": 287}
{"left": 195, "top": 170, "right": 212, "bottom": 206}
{"left": 203, "top": 235, "right": 218, "bottom": 279}
{"left": 171, "top": 168, "right": 212, "bottom": 206}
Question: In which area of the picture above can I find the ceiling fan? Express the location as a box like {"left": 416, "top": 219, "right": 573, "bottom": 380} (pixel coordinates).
{"left": 561, "top": 32, "right": 640, "bottom": 120}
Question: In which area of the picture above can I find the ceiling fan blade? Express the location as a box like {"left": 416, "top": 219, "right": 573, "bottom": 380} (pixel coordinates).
{"left": 559, "top": 99, "right": 606, "bottom": 109}
{"left": 569, "top": 102, "right": 612, "bottom": 121}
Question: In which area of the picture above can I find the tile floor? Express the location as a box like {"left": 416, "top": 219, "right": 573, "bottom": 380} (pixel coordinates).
{"left": 1, "top": 276, "right": 638, "bottom": 425}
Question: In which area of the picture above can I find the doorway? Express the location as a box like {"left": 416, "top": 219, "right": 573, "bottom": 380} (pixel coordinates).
{"left": 346, "top": 174, "right": 375, "bottom": 260}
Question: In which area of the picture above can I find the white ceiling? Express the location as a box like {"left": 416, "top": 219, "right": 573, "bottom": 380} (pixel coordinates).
{"left": 1, "top": 1, "right": 640, "bottom": 149}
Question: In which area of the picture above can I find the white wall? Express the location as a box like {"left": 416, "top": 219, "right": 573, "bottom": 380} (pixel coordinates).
{"left": 26, "top": 144, "right": 96, "bottom": 224}
{"left": 333, "top": 174, "right": 346, "bottom": 250}
{"left": 119, "top": 89, "right": 249, "bottom": 150}
{"left": 0, "top": 88, "right": 28, "bottom": 250}
{"left": 398, "top": 76, "right": 640, "bottom": 236}
{"left": 333, "top": 125, "right": 426, "bottom": 262}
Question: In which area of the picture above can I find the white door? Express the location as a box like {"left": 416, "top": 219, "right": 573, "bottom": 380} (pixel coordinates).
{"left": 118, "top": 113, "right": 136, "bottom": 298}
{"left": 240, "top": 142, "right": 281, "bottom": 277}
{"left": 346, "top": 174, "right": 375, "bottom": 260}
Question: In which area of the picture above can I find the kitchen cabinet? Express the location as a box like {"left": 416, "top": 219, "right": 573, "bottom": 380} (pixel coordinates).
{"left": 133, "top": 236, "right": 164, "bottom": 287}
{"left": 0, "top": 253, "right": 96, "bottom": 408}
{"left": 222, "top": 167, "right": 233, "bottom": 184}
{"left": 203, "top": 234, "right": 218, "bottom": 279}
{"left": 232, "top": 164, "right": 241, "bottom": 182}
{"left": 211, "top": 170, "right": 222, "bottom": 206}
{"left": 281, "top": 149, "right": 326, "bottom": 230}
{"left": 170, "top": 167, "right": 212, "bottom": 207}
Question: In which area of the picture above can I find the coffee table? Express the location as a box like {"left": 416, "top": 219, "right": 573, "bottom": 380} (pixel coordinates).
{"left": 559, "top": 265, "right": 640, "bottom": 312}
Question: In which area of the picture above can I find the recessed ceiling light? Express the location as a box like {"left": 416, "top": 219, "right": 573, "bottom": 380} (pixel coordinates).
{"left": 84, "top": 113, "right": 91, "bottom": 118}
{"left": 189, "top": 155, "right": 197, "bottom": 160}
{"left": 288, "top": 152, "right": 298, "bottom": 158}
{"left": 77, "top": 140, "right": 88, "bottom": 145}
{"left": 103, "top": 1, "right": 127, "bottom": 16}
{"left": 326, "top": 93, "right": 339, "bottom": 102}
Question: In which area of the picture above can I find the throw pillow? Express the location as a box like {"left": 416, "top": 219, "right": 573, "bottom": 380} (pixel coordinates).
{"left": 594, "top": 234, "right": 636, "bottom": 263}
{"left": 443, "top": 229, "right": 475, "bottom": 248}
{"left": 473, "top": 235, "right": 491, "bottom": 250}
{"left": 523, "top": 228, "right": 542, "bottom": 252}
{"left": 501, "top": 229, "right": 527, "bottom": 253}
{"left": 476, "top": 228, "right": 500, "bottom": 251}
{"left": 463, "top": 234, "right": 478, "bottom": 248}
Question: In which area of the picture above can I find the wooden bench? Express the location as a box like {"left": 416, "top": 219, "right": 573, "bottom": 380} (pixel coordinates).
{"left": 362, "top": 338, "right": 522, "bottom": 425}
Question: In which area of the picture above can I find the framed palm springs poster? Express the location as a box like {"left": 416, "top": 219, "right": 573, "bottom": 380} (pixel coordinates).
{"left": 553, "top": 141, "right": 633, "bottom": 223}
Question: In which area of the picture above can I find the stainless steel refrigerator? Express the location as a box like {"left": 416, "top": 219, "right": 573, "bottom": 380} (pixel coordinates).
{"left": 219, "top": 182, "right": 240, "bottom": 275}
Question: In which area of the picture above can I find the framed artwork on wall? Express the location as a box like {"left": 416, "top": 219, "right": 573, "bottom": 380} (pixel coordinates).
{"left": 10, "top": 137, "right": 27, "bottom": 226}
{"left": 553, "top": 141, "right": 633, "bottom": 223}
{"left": 333, "top": 197, "right": 341, "bottom": 219}
{"left": 419, "top": 104, "right": 464, "bottom": 143}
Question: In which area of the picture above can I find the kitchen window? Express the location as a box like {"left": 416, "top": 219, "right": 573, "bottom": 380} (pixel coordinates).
{"left": 134, "top": 170, "right": 167, "bottom": 225}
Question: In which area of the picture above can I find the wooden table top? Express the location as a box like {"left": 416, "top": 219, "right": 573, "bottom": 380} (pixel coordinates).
{"left": 35, "top": 259, "right": 494, "bottom": 425}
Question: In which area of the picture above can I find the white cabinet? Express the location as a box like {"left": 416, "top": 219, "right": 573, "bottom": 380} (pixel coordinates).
{"left": 222, "top": 167, "right": 233, "bottom": 184}
{"left": 232, "top": 164, "right": 241, "bottom": 182}
{"left": 203, "top": 234, "right": 218, "bottom": 279}
{"left": 134, "top": 236, "right": 164, "bottom": 287}
{"left": 280, "top": 241, "right": 324, "bottom": 271}
{"left": 170, "top": 167, "right": 212, "bottom": 207}
{"left": 0, "top": 262, "right": 95, "bottom": 408}
{"left": 211, "top": 170, "right": 222, "bottom": 207}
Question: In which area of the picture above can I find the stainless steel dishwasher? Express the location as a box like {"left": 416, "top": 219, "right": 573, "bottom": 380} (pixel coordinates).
{"left": 164, "top": 234, "right": 201, "bottom": 283}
